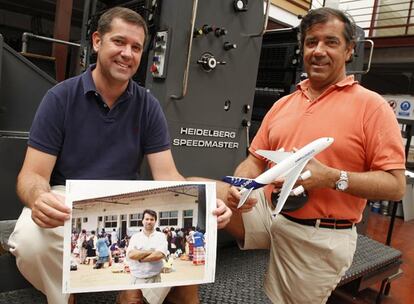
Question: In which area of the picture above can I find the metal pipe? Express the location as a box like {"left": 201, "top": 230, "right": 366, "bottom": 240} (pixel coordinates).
{"left": 347, "top": 39, "right": 374, "bottom": 75}
{"left": 364, "top": 22, "right": 414, "bottom": 31}
{"left": 0, "top": 35, "right": 3, "bottom": 88}
{"left": 265, "top": 27, "right": 296, "bottom": 34}
{"left": 355, "top": 15, "right": 411, "bottom": 24}
{"left": 249, "top": 0, "right": 271, "bottom": 37}
{"left": 361, "top": 39, "right": 374, "bottom": 74}
{"left": 345, "top": 0, "right": 412, "bottom": 12}
{"left": 91, "top": 0, "right": 98, "bottom": 15}
{"left": 0, "top": 130, "right": 29, "bottom": 139}
{"left": 406, "top": 0, "right": 413, "bottom": 35}
{"left": 170, "top": 0, "right": 198, "bottom": 100}
{"left": 21, "top": 32, "right": 80, "bottom": 53}
{"left": 369, "top": 0, "right": 380, "bottom": 37}
{"left": 80, "top": 0, "right": 91, "bottom": 45}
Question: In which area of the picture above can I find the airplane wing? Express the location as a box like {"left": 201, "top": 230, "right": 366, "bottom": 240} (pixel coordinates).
{"left": 255, "top": 149, "right": 292, "bottom": 164}
{"left": 237, "top": 187, "right": 254, "bottom": 209}
{"left": 222, "top": 176, "right": 253, "bottom": 187}
{"left": 272, "top": 160, "right": 308, "bottom": 216}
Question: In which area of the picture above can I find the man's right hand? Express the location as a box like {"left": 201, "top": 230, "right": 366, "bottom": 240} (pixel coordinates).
{"left": 31, "top": 191, "right": 70, "bottom": 228}
{"left": 226, "top": 186, "right": 257, "bottom": 213}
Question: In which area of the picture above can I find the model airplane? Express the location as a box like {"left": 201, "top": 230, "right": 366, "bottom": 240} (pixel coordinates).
{"left": 223, "top": 137, "right": 334, "bottom": 215}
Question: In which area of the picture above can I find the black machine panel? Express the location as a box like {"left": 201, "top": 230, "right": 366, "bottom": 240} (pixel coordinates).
{"left": 0, "top": 35, "right": 56, "bottom": 132}
{"left": 0, "top": 138, "right": 27, "bottom": 220}
{"left": 83, "top": 0, "right": 264, "bottom": 179}
{"left": 144, "top": 0, "right": 264, "bottom": 179}
{"left": 0, "top": 34, "right": 56, "bottom": 220}
{"left": 256, "top": 28, "right": 301, "bottom": 91}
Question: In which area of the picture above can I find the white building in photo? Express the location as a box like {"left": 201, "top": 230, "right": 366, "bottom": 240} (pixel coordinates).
{"left": 71, "top": 184, "right": 204, "bottom": 238}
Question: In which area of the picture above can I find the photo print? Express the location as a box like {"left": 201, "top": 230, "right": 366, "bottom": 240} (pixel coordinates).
{"left": 62, "top": 180, "right": 217, "bottom": 293}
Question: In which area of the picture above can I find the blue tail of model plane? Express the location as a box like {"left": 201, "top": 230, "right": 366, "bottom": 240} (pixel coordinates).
{"left": 222, "top": 176, "right": 265, "bottom": 190}
{"left": 222, "top": 176, "right": 252, "bottom": 187}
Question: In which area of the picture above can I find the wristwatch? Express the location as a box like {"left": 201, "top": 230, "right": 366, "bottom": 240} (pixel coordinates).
{"left": 335, "top": 171, "right": 349, "bottom": 191}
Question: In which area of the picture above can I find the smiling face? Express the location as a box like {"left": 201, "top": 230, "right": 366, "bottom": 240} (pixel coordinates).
{"left": 303, "top": 17, "right": 354, "bottom": 92}
{"left": 92, "top": 17, "right": 145, "bottom": 86}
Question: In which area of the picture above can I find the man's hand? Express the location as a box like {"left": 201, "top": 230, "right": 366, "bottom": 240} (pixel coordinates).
{"left": 226, "top": 186, "right": 257, "bottom": 213}
{"left": 295, "top": 158, "right": 333, "bottom": 190}
{"left": 139, "top": 250, "right": 165, "bottom": 262}
{"left": 31, "top": 191, "right": 70, "bottom": 228}
{"left": 296, "top": 158, "right": 406, "bottom": 201}
{"left": 213, "top": 199, "right": 232, "bottom": 229}
{"left": 128, "top": 249, "right": 152, "bottom": 261}
{"left": 270, "top": 178, "right": 284, "bottom": 194}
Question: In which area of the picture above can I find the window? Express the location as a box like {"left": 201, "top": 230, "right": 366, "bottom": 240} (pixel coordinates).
{"left": 83, "top": 217, "right": 88, "bottom": 223}
{"left": 159, "top": 211, "right": 178, "bottom": 226}
{"left": 104, "top": 215, "right": 118, "bottom": 228}
{"left": 71, "top": 218, "right": 77, "bottom": 231}
{"left": 72, "top": 218, "right": 81, "bottom": 233}
{"left": 183, "top": 210, "right": 193, "bottom": 217}
{"left": 130, "top": 213, "right": 143, "bottom": 227}
{"left": 183, "top": 209, "right": 194, "bottom": 228}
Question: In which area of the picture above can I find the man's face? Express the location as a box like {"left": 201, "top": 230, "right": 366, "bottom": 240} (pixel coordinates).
{"left": 303, "top": 17, "right": 354, "bottom": 90}
{"left": 92, "top": 18, "right": 145, "bottom": 85}
{"left": 143, "top": 213, "right": 156, "bottom": 232}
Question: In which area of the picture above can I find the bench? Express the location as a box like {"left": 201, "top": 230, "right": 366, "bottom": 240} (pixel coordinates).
{"left": 337, "top": 234, "right": 402, "bottom": 304}
{"left": 0, "top": 220, "right": 32, "bottom": 292}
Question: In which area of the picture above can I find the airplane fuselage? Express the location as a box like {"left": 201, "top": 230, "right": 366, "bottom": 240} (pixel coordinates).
{"left": 244, "top": 137, "right": 334, "bottom": 189}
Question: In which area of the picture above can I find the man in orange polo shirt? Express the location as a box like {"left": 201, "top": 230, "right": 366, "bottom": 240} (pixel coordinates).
{"left": 223, "top": 7, "right": 406, "bottom": 304}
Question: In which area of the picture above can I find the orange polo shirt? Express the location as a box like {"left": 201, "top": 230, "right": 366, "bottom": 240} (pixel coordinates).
{"left": 249, "top": 75, "right": 405, "bottom": 222}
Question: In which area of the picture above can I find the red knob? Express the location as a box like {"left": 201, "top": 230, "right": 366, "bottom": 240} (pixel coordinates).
{"left": 150, "top": 64, "right": 158, "bottom": 73}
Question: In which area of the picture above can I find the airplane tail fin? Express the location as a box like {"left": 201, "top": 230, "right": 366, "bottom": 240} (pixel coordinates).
{"left": 222, "top": 176, "right": 253, "bottom": 187}
{"left": 237, "top": 188, "right": 254, "bottom": 209}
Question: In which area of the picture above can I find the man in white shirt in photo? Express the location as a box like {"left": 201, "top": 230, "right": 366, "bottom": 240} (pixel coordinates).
{"left": 127, "top": 209, "right": 168, "bottom": 285}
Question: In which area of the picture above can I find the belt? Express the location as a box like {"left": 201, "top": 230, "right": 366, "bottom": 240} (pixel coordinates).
{"left": 281, "top": 213, "right": 355, "bottom": 229}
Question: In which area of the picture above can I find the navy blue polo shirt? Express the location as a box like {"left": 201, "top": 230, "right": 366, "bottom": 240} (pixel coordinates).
{"left": 28, "top": 65, "right": 171, "bottom": 185}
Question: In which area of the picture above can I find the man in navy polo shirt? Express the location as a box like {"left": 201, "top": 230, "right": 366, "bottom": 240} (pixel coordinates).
{"left": 8, "top": 7, "right": 231, "bottom": 304}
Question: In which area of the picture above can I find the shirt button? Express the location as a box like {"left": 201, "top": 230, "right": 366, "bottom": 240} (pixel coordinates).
{"left": 103, "top": 104, "right": 108, "bottom": 108}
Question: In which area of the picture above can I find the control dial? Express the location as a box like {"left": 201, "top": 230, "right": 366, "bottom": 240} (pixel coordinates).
{"left": 197, "top": 52, "right": 226, "bottom": 72}
{"left": 224, "top": 42, "right": 237, "bottom": 51}
{"left": 234, "top": 0, "right": 248, "bottom": 11}
{"left": 202, "top": 24, "right": 213, "bottom": 34}
{"left": 215, "top": 27, "right": 228, "bottom": 37}
{"left": 194, "top": 25, "right": 214, "bottom": 37}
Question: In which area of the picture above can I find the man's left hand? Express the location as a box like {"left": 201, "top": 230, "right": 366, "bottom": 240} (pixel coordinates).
{"left": 213, "top": 199, "right": 232, "bottom": 229}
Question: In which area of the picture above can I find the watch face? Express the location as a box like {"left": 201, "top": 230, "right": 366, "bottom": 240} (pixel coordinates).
{"left": 338, "top": 180, "right": 348, "bottom": 191}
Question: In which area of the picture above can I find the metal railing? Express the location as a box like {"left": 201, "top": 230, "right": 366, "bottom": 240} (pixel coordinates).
{"left": 21, "top": 32, "right": 80, "bottom": 53}
{"left": 310, "top": 0, "right": 414, "bottom": 38}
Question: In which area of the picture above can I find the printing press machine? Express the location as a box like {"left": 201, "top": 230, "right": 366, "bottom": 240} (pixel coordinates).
{"left": 0, "top": 8, "right": 406, "bottom": 302}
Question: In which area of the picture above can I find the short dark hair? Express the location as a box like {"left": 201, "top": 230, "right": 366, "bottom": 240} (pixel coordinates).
{"left": 97, "top": 7, "right": 148, "bottom": 41}
{"left": 142, "top": 209, "right": 157, "bottom": 221}
{"left": 299, "top": 7, "right": 356, "bottom": 50}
